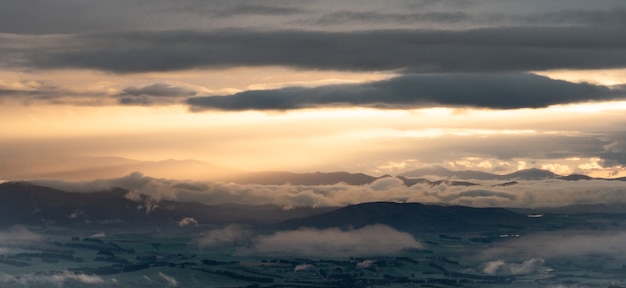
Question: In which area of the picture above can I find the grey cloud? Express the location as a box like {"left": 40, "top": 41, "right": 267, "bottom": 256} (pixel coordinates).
{"left": 119, "top": 96, "right": 161, "bottom": 106}
{"left": 177, "top": 217, "right": 198, "bottom": 227}
{"left": 0, "top": 271, "right": 105, "bottom": 286}
{"left": 1, "top": 1, "right": 624, "bottom": 35}
{"left": 436, "top": 189, "right": 517, "bottom": 202}
{"left": 0, "top": 79, "right": 114, "bottom": 106}
{"left": 0, "top": 226, "right": 43, "bottom": 246}
{"left": 317, "top": 8, "right": 626, "bottom": 27}
{"left": 0, "top": 0, "right": 287, "bottom": 34}
{"left": 524, "top": 8, "right": 626, "bottom": 27}
{"left": 13, "top": 27, "right": 626, "bottom": 73}
{"left": 598, "top": 132, "right": 626, "bottom": 166}
{"left": 387, "top": 133, "right": 617, "bottom": 164}
{"left": 0, "top": 0, "right": 115, "bottom": 34}
{"left": 317, "top": 11, "right": 471, "bottom": 25}
{"left": 294, "top": 264, "right": 315, "bottom": 271}
{"left": 158, "top": 272, "right": 178, "bottom": 287}
{"left": 248, "top": 225, "right": 424, "bottom": 257}
{"left": 406, "top": 0, "right": 475, "bottom": 9}
{"left": 0, "top": 0, "right": 313, "bottom": 34}
{"left": 197, "top": 224, "right": 253, "bottom": 247}
{"left": 207, "top": 4, "right": 306, "bottom": 17}
{"left": 122, "top": 83, "right": 197, "bottom": 97}
{"left": 119, "top": 83, "right": 197, "bottom": 106}
{"left": 32, "top": 173, "right": 626, "bottom": 209}
{"left": 188, "top": 73, "right": 625, "bottom": 111}
{"left": 481, "top": 258, "right": 546, "bottom": 276}
{"left": 0, "top": 80, "right": 64, "bottom": 102}
{"left": 482, "top": 231, "right": 626, "bottom": 259}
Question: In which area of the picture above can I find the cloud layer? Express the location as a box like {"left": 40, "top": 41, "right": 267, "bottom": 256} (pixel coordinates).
{"left": 483, "top": 231, "right": 626, "bottom": 259}
{"left": 197, "top": 224, "right": 252, "bottom": 247}
{"left": 0, "top": 271, "right": 105, "bottom": 286}
{"left": 0, "top": 226, "right": 43, "bottom": 247}
{"left": 481, "top": 258, "right": 546, "bottom": 275}
{"left": 1, "top": 1, "right": 624, "bottom": 34}
{"left": 33, "top": 172, "right": 626, "bottom": 209}
{"left": 119, "top": 83, "right": 197, "bottom": 105}
{"left": 188, "top": 73, "right": 625, "bottom": 111}
{"left": 249, "top": 225, "right": 423, "bottom": 257}
{"left": 196, "top": 224, "right": 423, "bottom": 257}
{"left": 4, "top": 27, "right": 626, "bottom": 74}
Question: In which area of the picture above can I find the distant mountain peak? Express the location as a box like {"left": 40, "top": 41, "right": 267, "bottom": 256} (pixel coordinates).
{"left": 400, "top": 166, "right": 559, "bottom": 180}
{"left": 223, "top": 171, "right": 380, "bottom": 186}
{"left": 279, "top": 201, "right": 527, "bottom": 233}
{"left": 558, "top": 174, "right": 594, "bottom": 181}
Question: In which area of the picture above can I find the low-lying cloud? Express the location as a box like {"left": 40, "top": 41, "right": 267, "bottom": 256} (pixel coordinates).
{"left": 9, "top": 27, "right": 626, "bottom": 73}
{"left": 122, "top": 83, "right": 197, "bottom": 97}
{"left": 294, "top": 264, "right": 315, "bottom": 272}
{"left": 177, "top": 217, "right": 198, "bottom": 227}
{"left": 158, "top": 272, "right": 178, "bottom": 287}
{"left": 481, "top": 258, "right": 546, "bottom": 275}
{"left": 33, "top": 172, "right": 626, "bottom": 209}
{"left": 248, "top": 225, "right": 423, "bottom": 257}
{"left": 0, "top": 226, "right": 43, "bottom": 246}
{"left": 197, "top": 224, "right": 252, "bottom": 247}
{"left": 119, "top": 83, "right": 197, "bottom": 106}
{"left": 483, "top": 231, "right": 626, "bottom": 259}
{"left": 0, "top": 271, "right": 105, "bottom": 286}
{"left": 188, "top": 73, "right": 625, "bottom": 111}
{"left": 317, "top": 8, "right": 626, "bottom": 28}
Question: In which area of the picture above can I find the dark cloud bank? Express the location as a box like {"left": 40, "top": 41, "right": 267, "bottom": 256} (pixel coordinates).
{"left": 119, "top": 83, "right": 197, "bottom": 105}
{"left": 316, "top": 8, "right": 626, "bottom": 27}
{"left": 188, "top": 73, "right": 626, "bottom": 111}
{"left": 16, "top": 27, "right": 626, "bottom": 73}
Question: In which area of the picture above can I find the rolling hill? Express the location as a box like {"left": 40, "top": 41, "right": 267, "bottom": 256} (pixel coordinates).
{"left": 400, "top": 166, "right": 558, "bottom": 180}
{"left": 0, "top": 182, "right": 334, "bottom": 228}
{"left": 222, "top": 171, "right": 388, "bottom": 185}
{"left": 278, "top": 201, "right": 528, "bottom": 233}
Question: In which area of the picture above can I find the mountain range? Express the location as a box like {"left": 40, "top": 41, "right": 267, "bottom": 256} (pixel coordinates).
{"left": 278, "top": 201, "right": 528, "bottom": 233}
{"left": 0, "top": 182, "right": 529, "bottom": 233}
{"left": 221, "top": 171, "right": 388, "bottom": 186}
{"left": 0, "top": 182, "right": 333, "bottom": 228}
{"left": 222, "top": 167, "right": 626, "bottom": 187}
{"left": 0, "top": 156, "right": 240, "bottom": 182}
{"left": 4, "top": 180, "right": 626, "bottom": 235}
{"left": 399, "top": 166, "right": 558, "bottom": 180}
{"left": 4, "top": 153, "right": 626, "bottom": 186}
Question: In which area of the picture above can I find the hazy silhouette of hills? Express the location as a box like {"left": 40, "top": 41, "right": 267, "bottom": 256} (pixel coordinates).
{"left": 231, "top": 168, "right": 626, "bottom": 186}
{"left": 396, "top": 176, "right": 479, "bottom": 187}
{"left": 556, "top": 174, "right": 626, "bottom": 182}
{"left": 400, "top": 166, "right": 557, "bottom": 180}
{"left": 512, "top": 203, "right": 626, "bottom": 214}
{"left": 492, "top": 181, "right": 519, "bottom": 187}
{"left": 557, "top": 174, "right": 594, "bottom": 181}
{"left": 1, "top": 156, "right": 240, "bottom": 181}
{"left": 223, "top": 171, "right": 387, "bottom": 185}
{"left": 279, "top": 202, "right": 528, "bottom": 233}
{"left": 0, "top": 182, "right": 334, "bottom": 228}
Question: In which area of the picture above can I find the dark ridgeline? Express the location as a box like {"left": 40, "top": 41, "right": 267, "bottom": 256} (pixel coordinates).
{"left": 223, "top": 171, "right": 388, "bottom": 186}
{"left": 400, "top": 166, "right": 558, "bottom": 181}
{"left": 0, "top": 182, "right": 527, "bottom": 233}
{"left": 7, "top": 180, "right": 618, "bottom": 233}
{"left": 278, "top": 202, "right": 528, "bottom": 233}
{"left": 396, "top": 176, "right": 479, "bottom": 187}
{"left": 0, "top": 182, "right": 335, "bottom": 228}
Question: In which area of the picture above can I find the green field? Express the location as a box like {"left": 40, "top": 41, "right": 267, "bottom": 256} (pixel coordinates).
{"left": 2, "top": 218, "right": 626, "bottom": 288}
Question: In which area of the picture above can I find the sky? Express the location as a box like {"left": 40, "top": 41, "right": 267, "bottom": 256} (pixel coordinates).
{"left": 2, "top": 0, "right": 626, "bottom": 182}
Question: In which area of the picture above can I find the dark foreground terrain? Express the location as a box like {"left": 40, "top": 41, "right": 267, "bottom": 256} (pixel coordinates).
{"left": 2, "top": 182, "right": 626, "bottom": 287}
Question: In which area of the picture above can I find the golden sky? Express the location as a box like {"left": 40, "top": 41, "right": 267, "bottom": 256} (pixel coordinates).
{"left": 2, "top": 0, "right": 626, "bottom": 181}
